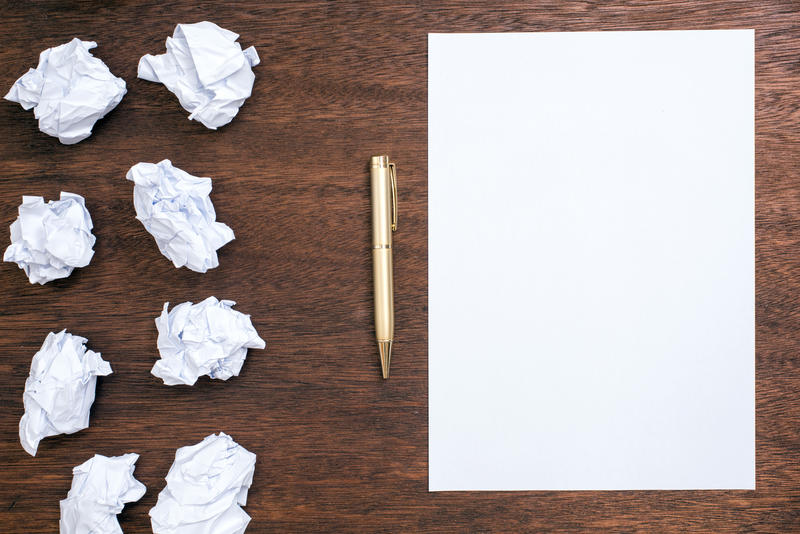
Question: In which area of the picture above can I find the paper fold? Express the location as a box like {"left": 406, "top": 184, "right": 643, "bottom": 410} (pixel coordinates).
{"left": 126, "top": 160, "right": 234, "bottom": 273}
{"left": 4, "top": 192, "right": 96, "bottom": 285}
{"left": 149, "top": 433, "right": 256, "bottom": 533}
{"left": 152, "top": 296, "right": 265, "bottom": 386}
{"left": 138, "top": 21, "right": 259, "bottom": 129}
{"left": 59, "top": 453, "right": 146, "bottom": 534}
{"left": 5, "top": 38, "right": 126, "bottom": 144}
{"left": 19, "top": 330, "right": 112, "bottom": 456}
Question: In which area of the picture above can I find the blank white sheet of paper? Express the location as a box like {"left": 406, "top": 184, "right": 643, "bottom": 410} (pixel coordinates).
{"left": 428, "top": 30, "right": 754, "bottom": 491}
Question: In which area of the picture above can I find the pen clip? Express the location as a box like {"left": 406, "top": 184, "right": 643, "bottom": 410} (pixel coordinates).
{"left": 389, "top": 162, "right": 398, "bottom": 232}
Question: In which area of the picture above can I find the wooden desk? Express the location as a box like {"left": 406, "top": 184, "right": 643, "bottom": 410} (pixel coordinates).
{"left": 0, "top": 2, "right": 796, "bottom": 531}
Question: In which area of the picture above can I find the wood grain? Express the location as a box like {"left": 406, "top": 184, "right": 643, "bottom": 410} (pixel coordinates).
{"left": 0, "top": 1, "right": 797, "bottom": 532}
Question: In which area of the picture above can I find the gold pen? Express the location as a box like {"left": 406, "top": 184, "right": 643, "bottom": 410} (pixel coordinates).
{"left": 370, "top": 155, "right": 397, "bottom": 379}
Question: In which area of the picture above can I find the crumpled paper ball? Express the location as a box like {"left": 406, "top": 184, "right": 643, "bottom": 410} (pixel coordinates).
{"left": 5, "top": 38, "right": 126, "bottom": 144}
{"left": 152, "top": 296, "right": 265, "bottom": 386}
{"left": 138, "top": 21, "right": 260, "bottom": 129}
{"left": 149, "top": 433, "right": 256, "bottom": 534}
{"left": 4, "top": 192, "right": 96, "bottom": 285}
{"left": 126, "top": 159, "right": 235, "bottom": 273}
{"left": 19, "top": 330, "right": 112, "bottom": 456}
{"left": 59, "top": 453, "right": 146, "bottom": 534}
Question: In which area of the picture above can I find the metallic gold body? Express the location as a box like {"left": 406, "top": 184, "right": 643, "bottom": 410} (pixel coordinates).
{"left": 370, "top": 155, "right": 396, "bottom": 379}
{"left": 372, "top": 249, "right": 394, "bottom": 341}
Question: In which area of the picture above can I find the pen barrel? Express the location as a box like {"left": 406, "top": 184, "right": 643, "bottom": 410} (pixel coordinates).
{"left": 370, "top": 155, "right": 394, "bottom": 342}
{"left": 372, "top": 248, "right": 394, "bottom": 341}
{"left": 370, "top": 158, "right": 393, "bottom": 248}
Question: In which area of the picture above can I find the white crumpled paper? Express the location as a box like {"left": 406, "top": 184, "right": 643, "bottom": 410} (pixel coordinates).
{"left": 152, "top": 296, "right": 265, "bottom": 386}
{"left": 19, "top": 330, "right": 112, "bottom": 456}
{"left": 138, "top": 21, "right": 259, "bottom": 130}
{"left": 5, "top": 38, "right": 126, "bottom": 144}
{"left": 60, "top": 453, "right": 146, "bottom": 534}
{"left": 150, "top": 433, "right": 256, "bottom": 534}
{"left": 126, "top": 160, "right": 234, "bottom": 273}
{"left": 4, "top": 192, "right": 96, "bottom": 285}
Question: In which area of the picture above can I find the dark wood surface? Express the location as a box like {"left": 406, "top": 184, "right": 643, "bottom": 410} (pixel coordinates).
{"left": 0, "top": 1, "right": 797, "bottom": 532}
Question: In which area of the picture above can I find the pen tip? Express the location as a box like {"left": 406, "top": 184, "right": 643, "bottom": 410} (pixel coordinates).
{"left": 378, "top": 340, "right": 392, "bottom": 379}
